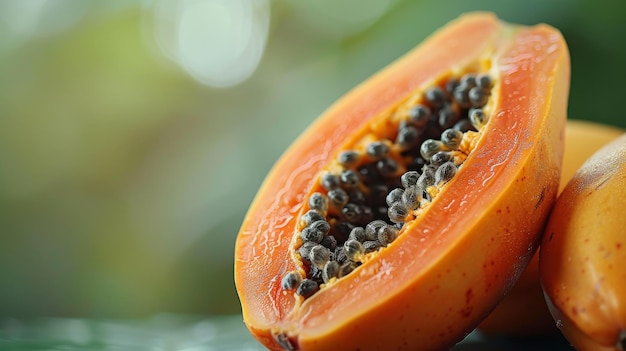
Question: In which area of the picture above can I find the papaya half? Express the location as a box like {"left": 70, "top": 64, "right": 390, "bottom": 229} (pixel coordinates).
{"left": 235, "top": 12, "right": 570, "bottom": 350}
{"left": 540, "top": 134, "right": 626, "bottom": 351}
{"left": 478, "top": 120, "right": 625, "bottom": 337}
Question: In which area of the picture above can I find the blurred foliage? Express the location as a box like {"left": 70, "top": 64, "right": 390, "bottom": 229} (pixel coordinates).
{"left": 0, "top": 0, "right": 624, "bottom": 319}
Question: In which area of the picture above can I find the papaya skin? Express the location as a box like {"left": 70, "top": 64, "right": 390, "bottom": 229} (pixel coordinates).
{"left": 235, "top": 12, "right": 570, "bottom": 350}
{"left": 478, "top": 120, "right": 625, "bottom": 337}
{"left": 540, "top": 134, "right": 626, "bottom": 351}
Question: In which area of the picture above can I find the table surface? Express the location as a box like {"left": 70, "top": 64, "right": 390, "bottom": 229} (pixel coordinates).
{"left": 0, "top": 314, "right": 574, "bottom": 350}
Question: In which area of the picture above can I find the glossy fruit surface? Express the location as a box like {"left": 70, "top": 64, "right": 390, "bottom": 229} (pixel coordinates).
{"left": 540, "top": 134, "right": 626, "bottom": 351}
{"left": 478, "top": 120, "right": 624, "bottom": 337}
{"left": 235, "top": 12, "right": 569, "bottom": 351}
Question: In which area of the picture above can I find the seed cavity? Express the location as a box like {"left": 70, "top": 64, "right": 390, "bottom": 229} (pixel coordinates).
{"left": 301, "top": 226, "right": 324, "bottom": 243}
{"left": 296, "top": 279, "right": 319, "bottom": 298}
{"left": 385, "top": 188, "right": 404, "bottom": 206}
{"left": 322, "top": 261, "right": 340, "bottom": 283}
{"left": 376, "top": 157, "right": 398, "bottom": 177}
{"left": 348, "top": 226, "right": 367, "bottom": 242}
{"left": 365, "top": 220, "right": 387, "bottom": 241}
{"left": 342, "top": 203, "right": 362, "bottom": 223}
{"left": 408, "top": 104, "right": 431, "bottom": 127}
{"left": 441, "top": 128, "right": 463, "bottom": 150}
{"left": 435, "top": 161, "right": 457, "bottom": 185}
{"left": 366, "top": 141, "right": 389, "bottom": 159}
{"left": 281, "top": 271, "right": 302, "bottom": 290}
{"left": 402, "top": 185, "right": 422, "bottom": 210}
{"left": 320, "top": 173, "right": 340, "bottom": 190}
{"left": 298, "top": 241, "right": 317, "bottom": 263}
{"left": 344, "top": 239, "right": 364, "bottom": 261}
{"left": 396, "top": 125, "right": 421, "bottom": 150}
{"left": 388, "top": 202, "right": 409, "bottom": 223}
{"left": 301, "top": 210, "right": 324, "bottom": 227}
{"left": 334, "top": 247, "right": 348, "bottom": 264}
{"left": 282, "top": 71, "right": 494, "bottom": 299}
{"left": 417, "top": 167, "right": 435, "bottom": 189}
{"left": 338, "top": 262, "right": 356, "bottom": 277}
{"left": 340, "top": 170, "right": 360, "bottom": 188}
{"left": 438, "top": 103, "right": 459, "bottom": 129}
{"left": 377, "top": 224, "right": 399, "bottom": 246}
{"left": 363, "top": 240, "right": 381, "bottom": 253}
{"left": 309, "top": 245, "right": 331, "bottom": 269}
{"left": 424, "top": 86, "right": 446, "bottom": 108}
{"left": 400, "top": 171, "right": 419, "bottom": 188}
{"left": 468, "top": 86, "right": 488, "bottom": 107}
{"left": 320, "top": 234, "right": 337, "bottom": 250}
{"left": 469, "top": 108, "right": 488, "bottom": 130}
{"left": 308, "top": 192, "right": 328, "bottom": 212}
{"left": 430, "top": 151, "right": 452, "bottom": 167}
{"left": 328, "top": 188, "right": 349, "bottom": 208}
{"left": 338, "top": 150, "right": 360, "bottom": 167}
{"left": 420, "top": 139, "right": 445, "bottom": 161}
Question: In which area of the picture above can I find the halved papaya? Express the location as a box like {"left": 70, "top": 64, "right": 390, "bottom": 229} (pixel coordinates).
{"left": 235, "top": 12, "right": 570, "bottom": 350}
{"left": 540, "top": 134, "right": 626, "bottom": 351}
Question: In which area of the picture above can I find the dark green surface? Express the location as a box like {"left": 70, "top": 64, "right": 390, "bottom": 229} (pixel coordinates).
{"left": 0, "top": 315, "right": 574, "bottom": 350}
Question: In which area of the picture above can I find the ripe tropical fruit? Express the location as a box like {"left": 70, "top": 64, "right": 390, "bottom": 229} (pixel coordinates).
{"left": 478, "top": 120, "right": 625, "bottom": 337}
{"left": 540, "top": 134, "right": 626, "bottom": 351}
{"left": 235, "top": 12, "right": 570, "bottom": 350}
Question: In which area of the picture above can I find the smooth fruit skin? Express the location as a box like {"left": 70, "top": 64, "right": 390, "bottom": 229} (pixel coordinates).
{"left": 540, "top": 134, "right": 626, "bottom": 351}
{"left": 235, "top": 13, "right": 570, "bottom": 351}
{"left": 478, "top": 120, "right": 625, "bottom": 337}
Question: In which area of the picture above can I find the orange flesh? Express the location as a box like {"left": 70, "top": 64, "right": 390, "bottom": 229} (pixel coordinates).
{"left": 235, "top": 12, "right": 570, "bottom": 350}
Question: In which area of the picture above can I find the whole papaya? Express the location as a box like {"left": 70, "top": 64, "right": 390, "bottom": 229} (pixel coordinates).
{"left": 540, "top": 134, "right": 626, "bottom": 350}
{"left": 478, "top": 120, "right": 625, "bottom": 337}
{"left": 235, "top": 12, "right": 570, "bottom": 350}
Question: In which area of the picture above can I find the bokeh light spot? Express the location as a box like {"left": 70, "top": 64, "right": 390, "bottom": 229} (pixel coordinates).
{"left": 150, "top": 0, "right": 270, "bottom": 88}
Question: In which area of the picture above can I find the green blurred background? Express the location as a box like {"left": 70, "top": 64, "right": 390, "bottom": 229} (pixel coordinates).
{"left": 0, "top": 0, "right": 624, "bottom": 320}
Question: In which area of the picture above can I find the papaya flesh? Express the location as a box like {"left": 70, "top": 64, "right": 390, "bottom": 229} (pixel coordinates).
{"left": 540, "top": 134, "right": 626, "bottom": 351}
{"left": 478, "top": 120, "right": 625, "bottom": 337}
{"left": 235, "top": 12, "right": 570, "bottom": 351}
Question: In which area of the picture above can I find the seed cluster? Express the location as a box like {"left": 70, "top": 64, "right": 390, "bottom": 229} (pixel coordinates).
{"left": 281, "top": 72, "right": 493, "bottom": 299}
